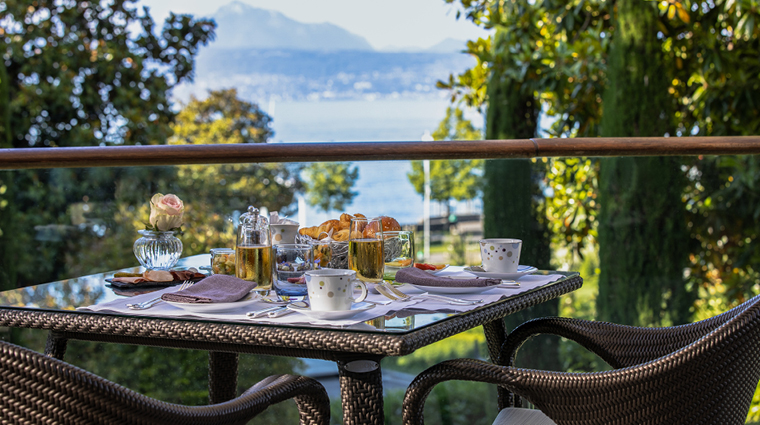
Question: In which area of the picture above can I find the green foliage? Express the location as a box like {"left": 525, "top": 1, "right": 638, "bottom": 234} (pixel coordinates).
{"left": 544, "top": 157, "right": 598, "bottom": 260}
{"left": 302, "top": 162, "right": 359, "bottom": 212}
{"left": 408, "top": 106, "right": 483, "bottom": 216}
{"left": 390, "top": 327, "right": 486, "bottom": 373}
{"left": 684, "top": 155, "right": 760, "bottom": 304}
{"left": 169, "top": 89, "right": 302, "bottom": 253}
{"left": 596, "top": 1, "right": 693, "bottom": 326}
{"left": 172, "top": 89, "right": 273, "bottom": 145}
{"left": 379, "top": 328, "right": 497, "bottom": 424}
{"left": 2, "top": 1, "right": 214, "bottom": 148}
{"left": 0, "top": 1, "right": 214, "bottom": 288}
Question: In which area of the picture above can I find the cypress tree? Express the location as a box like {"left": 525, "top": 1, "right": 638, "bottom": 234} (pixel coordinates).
{"left": 597, "top": 1, "right": 693, "bottom": 326}
{"left": 484, "top": 30, "right": 556, "bottom": 370}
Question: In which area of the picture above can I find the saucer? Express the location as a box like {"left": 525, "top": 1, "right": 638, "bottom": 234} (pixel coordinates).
{"left": 287, "top": 302, "right": 375, "bottom": 320}
{"left": 463, "top": 265, "right": 538, "bottom": 280}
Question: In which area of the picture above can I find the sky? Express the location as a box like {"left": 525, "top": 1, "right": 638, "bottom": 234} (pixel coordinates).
{"left": 137, "top": 0, "right": 491, "bottom": 51}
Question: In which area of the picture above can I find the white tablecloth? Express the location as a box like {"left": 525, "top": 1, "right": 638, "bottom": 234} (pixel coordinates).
{"left": 79, "top": 269, "right": 565, "bottom": 327}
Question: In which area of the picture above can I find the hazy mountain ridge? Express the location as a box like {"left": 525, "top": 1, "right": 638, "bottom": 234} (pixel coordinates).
{"left": 174, "top": 3, "right": 473, "bottom": 102}
{"left": 178, "top": 47, "right": 474, "bottom": 102}
{"left": 212, "top": 2, "right": 373, "bottom": 51}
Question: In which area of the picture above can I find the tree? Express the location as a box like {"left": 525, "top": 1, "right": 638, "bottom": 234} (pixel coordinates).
{"left": 444, "top": 0, "right": 760, "bottom": 325}
{"left": 438, "top": 1, "right": 562, "bottom": 369}
{"left": 302, "top": 162, "right": 359, "bottom": 212}
{"left": 483, "top": 21, "right": 557, "bottom": 370}
{"left": 169, "top": 89, "right": 303, "bottom": 252}
{"left": 407, "top": 106, "right": 483, "bottom": 218}
{"left": 597, "top": 1, "right": 693, "bottom": 327}
{"left": 2, "top": 1, "right": 215, "bottom": 148}
{"left": 0, "top": 1, "right": 215, "bottom": 289}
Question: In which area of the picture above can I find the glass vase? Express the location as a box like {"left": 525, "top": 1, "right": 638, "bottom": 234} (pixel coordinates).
{"left": 133, "top": 230, "right": 183, "bottom": 270}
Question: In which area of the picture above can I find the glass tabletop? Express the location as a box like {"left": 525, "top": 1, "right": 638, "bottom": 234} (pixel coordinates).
{"left": 0, "top": 255, "right": 579, "bottom": 335}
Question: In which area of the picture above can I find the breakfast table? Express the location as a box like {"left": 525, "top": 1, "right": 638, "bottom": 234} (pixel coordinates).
{"left": 0, "top": 255, "right": 582, "bottom": 425}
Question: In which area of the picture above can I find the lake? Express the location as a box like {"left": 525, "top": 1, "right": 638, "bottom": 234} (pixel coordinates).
{"left": 269, "top": 98, "right": 484, "bottom": 226}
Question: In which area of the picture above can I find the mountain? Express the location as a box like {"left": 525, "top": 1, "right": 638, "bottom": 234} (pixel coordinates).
{"left": 179, "top": 47, "right": 475, "bottom": 102}
{"left": 173, "top": 3, "right": 475, "bottom": 102}
{"left": 211, "top": 2, "right": 374, "bottom": 51}
{"left": 426, "top": 38, "right": 468, "bottom": 54}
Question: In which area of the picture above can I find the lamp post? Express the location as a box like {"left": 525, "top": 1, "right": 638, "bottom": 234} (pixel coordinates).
{"left": 421, "top": 131, "right": 434, "bottom": 262}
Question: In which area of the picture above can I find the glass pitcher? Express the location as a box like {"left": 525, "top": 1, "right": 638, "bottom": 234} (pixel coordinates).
{"left": 235, "top": 206, "right": 272, "bottom": 293}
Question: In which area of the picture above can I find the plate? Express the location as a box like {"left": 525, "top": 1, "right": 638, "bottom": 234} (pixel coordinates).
{"left": 287, "top": 302, "right": 375, "bottom": 320}
{"left": 106, "top": 276, "right": 206, "bottom": 289}
{"left": 165, "top": 294, "right": 261, "bottom": 314}
{"left": 424, "top": 264, "right": 450, "bottom": 275}
{"left": 405, "top": 282, "right": 514, "bottom": 295}
{"left": 462, "top": 265, "right": 538, "bottom": 280}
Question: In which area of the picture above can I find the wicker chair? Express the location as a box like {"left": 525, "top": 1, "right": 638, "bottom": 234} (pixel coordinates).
{"left": 403, "top": 293, "right": 760, "bottom": 425}
{"left": 0, "top": 339, "right": 330, "bottom": 425}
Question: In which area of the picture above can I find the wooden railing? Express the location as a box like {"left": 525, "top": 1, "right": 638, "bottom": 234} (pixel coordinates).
{"left": 1, "top": 136, "right": 760, "bottom": 170}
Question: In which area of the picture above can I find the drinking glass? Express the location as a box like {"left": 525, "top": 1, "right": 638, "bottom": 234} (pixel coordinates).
{"left": 273, "top": 244, "right": 312, "bottom": 299}
{"left": 382, "top": 230, "right": 414, "bottom": 280}
{"left": 348, "top": 217, "right": 384, "bottom": 283}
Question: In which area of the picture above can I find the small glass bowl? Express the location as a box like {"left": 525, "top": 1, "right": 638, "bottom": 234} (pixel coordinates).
{"left": 210, "top": 248, "right": 235, "bottom": 275}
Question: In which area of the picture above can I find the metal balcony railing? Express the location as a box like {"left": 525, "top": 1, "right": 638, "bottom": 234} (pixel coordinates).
{"left": 2, "top": 136, "right": 760, "bottom": 170}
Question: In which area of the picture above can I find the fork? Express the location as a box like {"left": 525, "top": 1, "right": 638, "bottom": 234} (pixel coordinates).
{"left": 127, "top": 280, "right": 193, "bottom": 310}
{"left": 377, "top": 282, "right": 483, "bottom": 305}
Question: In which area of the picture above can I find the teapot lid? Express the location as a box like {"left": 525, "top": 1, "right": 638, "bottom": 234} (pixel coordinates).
{"left": 239, "top": 206, "right": 268, "bottom": 227}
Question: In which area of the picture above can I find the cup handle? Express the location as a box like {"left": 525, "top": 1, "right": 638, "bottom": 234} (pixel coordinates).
{"left": 351, "top": 279, "right": 368, "bottom": 303}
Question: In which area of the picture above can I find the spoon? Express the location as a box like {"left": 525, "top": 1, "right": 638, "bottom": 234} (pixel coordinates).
{"left": 261, "top": 295, "right": 305, "bottom": 305}
{"left": 247, "top": 301, "right": 308, "bottom": 318}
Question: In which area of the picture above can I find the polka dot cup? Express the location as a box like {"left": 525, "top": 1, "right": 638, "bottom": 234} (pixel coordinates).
{"left": 304, "top": 269, "right": 368, "bottom": 312}
{"left": 479, "top": 239, "right": 522, "bottom": 273}
{"left": 271, "top": 224, "right": 299, "bottom": 245}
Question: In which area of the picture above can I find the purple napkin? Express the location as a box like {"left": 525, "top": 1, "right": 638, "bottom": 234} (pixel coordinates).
{"left": 395, "top": 267, "right": 501, "bottom": 287}
{"left": 161, "top": 275, "right": 257, "bottom": 304}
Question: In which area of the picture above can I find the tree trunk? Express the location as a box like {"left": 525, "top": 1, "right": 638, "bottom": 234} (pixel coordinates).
{"left": 597, "top": 0, "right": 693, "bottom": 326}
{"left": 484, "top": 30, "right": 556, "bottom": 370}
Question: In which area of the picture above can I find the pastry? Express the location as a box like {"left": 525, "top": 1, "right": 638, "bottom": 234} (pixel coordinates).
{"left": 317, "top": 219, "right": 341, "bottom": 239}
{"left": 363, "top": 216, "right": 401, "bottom": 238}
{"left": 299, "top": 226, "right": 319, "bottom": 239}
{"left": 333, "top": 229, "right": 350, "bottom": 241}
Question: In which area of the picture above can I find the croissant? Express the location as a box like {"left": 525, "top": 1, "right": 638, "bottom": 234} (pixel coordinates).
{"left": 298, "top": 226, "right": 320, "bottom": 239}
{"left": 317, "top": 219, "right": 341, "bottom": 239}
{"left": 333, "top": 229, "right": 350, "bottom": 242}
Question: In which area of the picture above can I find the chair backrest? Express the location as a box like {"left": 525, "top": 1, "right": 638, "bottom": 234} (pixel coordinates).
{"left": 0, "top": 339, "right": 325, "bottom": 424}
{"left": 517, "top": 294, "right": 760, "bottom": 424}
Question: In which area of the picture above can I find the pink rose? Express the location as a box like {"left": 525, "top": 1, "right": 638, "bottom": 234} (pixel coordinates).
{"left": 149, "top": 193, "right": 184, "bottom": 231}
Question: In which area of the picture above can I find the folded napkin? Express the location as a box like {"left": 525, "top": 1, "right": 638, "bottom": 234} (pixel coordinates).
{"left": 160, "top": 275, "right": 257, "bottom": 304}
{"left": 110, "top": 270, "right": 206, "bottom": 286}
{"left": 270, "top": 211, "right": 298, "bottom": 225}
{"left": 395, "top": 267, "right": 501, "bottom": 287}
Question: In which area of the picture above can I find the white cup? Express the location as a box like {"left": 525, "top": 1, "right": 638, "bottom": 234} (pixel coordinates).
{"left": 304, "top": 269, "right": 368, "bottom": 311}
{"left": 271, "top": 223, "right": 299, "bottom": 245}
{"left": 479, "top": 239, "right": 522, "bottom": 273}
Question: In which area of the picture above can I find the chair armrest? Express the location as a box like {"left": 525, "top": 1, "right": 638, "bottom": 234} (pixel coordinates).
{"left": 497, "top": 315, "right": 734, "bottom": 409}
{"left": 501, "top": 316, "right": 728, "bottom": 370}
{"left": 403, "top": 359, "right": 556, "bottom": 425}
{"left": 155, "top": 374, "right": 330, "bottom": 425}
{"left": 220, "top": 374, "right": 331, "bottom": 425}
